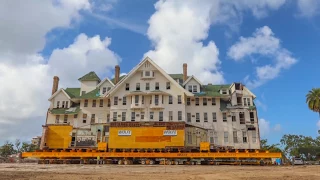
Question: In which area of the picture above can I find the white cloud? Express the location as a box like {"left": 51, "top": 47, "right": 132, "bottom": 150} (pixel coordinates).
{"left": 143, "top": 0, "right": 289, "bottom": 84}
{"left": 255, "top": 99, "right": 267, "bottom": 111}
{"left": 0, "top": 0, "right": 120, "bottom": 144}
{"left": 296, "top": 0, "right": 320, "bottom": 18}
{"left": 317, "top": 120, "right": 320, "bottom": 130}
{"left": 228, "top": 26, "right": 297, "bottom": 88}
{"left": 259, "top": 118, "right": 282, "bottom": 138}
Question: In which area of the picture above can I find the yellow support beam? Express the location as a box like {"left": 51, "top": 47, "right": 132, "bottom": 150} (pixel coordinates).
{"left": 22, "top": 151, "right": 281, "bottom": 159}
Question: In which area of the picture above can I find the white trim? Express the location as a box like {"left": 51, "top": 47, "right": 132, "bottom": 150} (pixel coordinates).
{"left": 106, "top": 57, "right": 194, "bottom": 97}
{"left": 48, "top": 88, "right": 71, "bottom": 101}
{"left": 96, "top": 77, "right": 115, "bottom": 88}
{"left": 182, "top": 75, "right": 203, "bottom": 86}
{"left": 230, "top": 83, "right": 256, "bottom": 99}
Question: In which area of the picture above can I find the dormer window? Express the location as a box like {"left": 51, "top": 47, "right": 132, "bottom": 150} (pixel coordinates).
{"left": 193, "top": 85, "right": 197, "bottom": 93}
{"left": 155, "top": 82, "right": 159, "bottom": 90}
{"left": 221, "top": 89, "right": 227, "bottom": 95}
{"left": 57, "top": 101, "right": 60, "bottom": 108}
{"left": 145, "top": 71, "right": 150, "bottom": 76}
{"left": 136, "top": 83, "right": 140, "bottom": 91}
{"left": 125, "top": 83, "right": 130, "bottom": 91}
{"left": 166, "top": 82, "right": 170, "bottom": 90}
{"left": 102, "top": 87, "right": 107, "bottom": 94}
{"left": 188, "top": 85, "right": 192, "bottom": 92}
{"left": 107, "top": 87, "right": 111, "bottom": 91}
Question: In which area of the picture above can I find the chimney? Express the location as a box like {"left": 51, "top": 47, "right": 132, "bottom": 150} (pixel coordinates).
{"left": 115, "top": 65, "right": 120, "bottom": 84}
{"left": 183, "top": 63, "right": 187, "bottom": 82}
{"left": 52, "top": 76, "right": 59, "bottom": 95}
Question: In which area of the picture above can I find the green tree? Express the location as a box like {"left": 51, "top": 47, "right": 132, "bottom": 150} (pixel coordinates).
{"left": 20, "top": 142, "right": 38, "bottom": 152}
{"left": 0, "top": 141, "right": 16, "bottom": 157}
{"left": 306, "top": 88, "right": 320, "bottom": 117}
{"left": 15, "top": 139, "right": 21, "bottom": 153}
{"left": 260, "top": 139, "right": 282, "bottom": 152}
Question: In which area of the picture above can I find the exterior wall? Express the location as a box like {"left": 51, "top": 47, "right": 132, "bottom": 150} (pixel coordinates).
{"left": 80, "top": 81, "right": 98, "bottom": 95}
{"left": 185, "top": 126, "right": 208, "bottom": 147}
{"left": 184, "top": 78, "right": 200, "bottom": 92}
{"left": 110, "top": 61, "right": 186, "bottom": 123}
{"left": 77, "top": 99, "right": 109, "bottom": 127}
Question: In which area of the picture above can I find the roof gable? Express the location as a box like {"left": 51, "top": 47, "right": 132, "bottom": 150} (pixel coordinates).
{"left": 107, "top": 57, "right": 194, "bottom": 97}
{"left": 183, "top": 75, "right": 203, "bottom": 86}
{"left": 97, "top": 77, "right": 115, "bottom": 87}
{"left": 48, "top": 88, "right": 71, "bottom": 101}
{"left": 78, "top": 88, "right": 101, "bottom": 99}
{"left": 64, "top": 88, "right": 80, "bottom": 98}
{"left": 78, "top": 71, "right": 101, "bottom": 82}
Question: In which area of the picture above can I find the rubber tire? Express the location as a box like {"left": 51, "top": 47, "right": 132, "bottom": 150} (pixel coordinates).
{"left": 149, "top": 160, "right": 154, "bottom": 165}
{"left": 118, "top": 160, "right": 123, "bottom": 165}
{"left": 141, "top": 160, "right": 146, "bottom": 165}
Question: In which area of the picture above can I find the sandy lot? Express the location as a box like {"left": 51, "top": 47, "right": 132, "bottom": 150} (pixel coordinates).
{"left": 0, "top": 163, "right": 319, "bottom": 180}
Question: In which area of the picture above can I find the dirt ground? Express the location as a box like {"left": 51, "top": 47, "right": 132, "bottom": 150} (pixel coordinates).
{"left": 0, "top": 163, "right": 319, "bottom": 180}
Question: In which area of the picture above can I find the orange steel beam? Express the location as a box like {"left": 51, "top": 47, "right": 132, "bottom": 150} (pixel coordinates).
{"left": 22, "top": 152, "right": 282, "bottom": 159}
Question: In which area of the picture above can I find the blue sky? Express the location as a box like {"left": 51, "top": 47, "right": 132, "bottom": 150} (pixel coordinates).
{"left": 0, "top": 0, "right": 319, "bottom": 145}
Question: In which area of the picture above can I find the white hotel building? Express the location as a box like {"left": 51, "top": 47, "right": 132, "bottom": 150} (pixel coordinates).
{"left": 44, "top": 57, "right": 261, "bottom": 149}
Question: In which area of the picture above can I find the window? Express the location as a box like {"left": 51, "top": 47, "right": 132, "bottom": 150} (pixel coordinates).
{"left": 145, "top": 71, "right": 150, "bottom": 76}
{"left": 159, "top": 111, "right": 163, "bottom": 121}
{"left": 135, "top": 95, "right": 139, "bottom": 104}
{"left": 203, "top": 98, "right": 207, "bottom": 106}
{"left": 114, "top": 96, "right": 118, "bottom": 105}
{"left": 187, "top": 132, "right": 192, "bottom": 144}
{"left": 178, "top": 95, "right": 182, "bottom": 104}
{"left": 122, "top": 112, "right": 126, "bottom": 121}
{"left": 136, "top": 83, "right": 140, "bottom": 91}
{"left": 66, "top": 101, "right": 69, "bottom": 108}
{"left": 252, "top": 131, "right": 257, "bottom": 143}
{"left": 186, "top": 98, "right": 190, "bottom": 105}
{"left": 250, "top": 112, "right": 254, "bottom": 123}
{"left": 187, "top": 113, "right": 191, "bottom": 122}
{"left": 204, "top": 112, "right": 208, "bottom": 122}
{"left": 142, "top": 96, "right": 144, "bottom": 104}
{"left": 131, "top": 112, "right": 135, "bottom": 121}
{"left": 239, "top": 112, "right": 245, "bottom": 124}
{"left": 74, "top": 114, "right": 78, "bottom": 118}
{"left": 243, "top": 98, "right": 247, "bottom": 106}
{"left": 125, "top": 83, "right": 130, "bottom": 91}
{"left": 222, "top": 89, "right": 227, "bottom": 94}
{"left": 162, "top": 95, "right": 164, "bottom": 104}
{"left": 210, "top": 137, "right": 214, "bottom": 144}
{"left": 150, "top": 112, "right": 154, "bottom": 120}
{"left": 82, "top": 91, "right": 86, "bottom": 95}
{"left": 55, "top": 115, "right": 60, "bottom": 123}
{"left": 91, "top": 114, "right": 95, "bottom": 124}
{"left": 212, "top": 112, "right": 217, "bottom": 122}
{"left": 232, "top": 115, "right": 236, "bottom": 122}
{"left": 196, "top": 113, "right": 200, "bottom": 122}
{"left": 62, "top": 101, "right": 65, "bottom": 108}
{"left": 223, "top": 113, "right": 227, "bottom": 122}
{"left": 107, "top": 87, "right": 111, "bottom": 91}
{"left": 107, "top": 114, "right": 110, "bottom": 122}
{"left": 195, "top": 98, "right": 199, "bottom": 106}
{"left": 233, "top": 131, "right": 238, "bottom": 143}
{"left": 84, "top": 100, "right": 88, "bottom": 107}
{"left": 99, "top": 99, "right": 103, "bottom": 107}
{"left": 92, "top": 100, "right": 96, "bottom": 107}
{"left": 107, "top": 99, "right": 110, "bottom": 107}
{"left": 224, "top": 132, "right": 228, "bottom": 143}
{"left": 146, "top": 83, "right": 150, "bottom": 90}
{"left": 243, "top": 131, "right": 247, "bottom": 143}
{"left": 123, "top": 97, "right": 126, "bottom": 105}
{"left": 169, "top": 111, "right": 173, "bottom": 121}
{"left": 155, "top": 95, "right": 159, "bottom": 105}
{"left": 193, "top": 85, "right": 197, "bottom": 92}
{"left": 166, "top": 82, "right": 170, "bottom": 89}
{"left": 141, "top": 112, "right": 145, "bottom": 120}
{"left": 57, "top": 101, "right": 60, "bottom": 108}
{"left": 247, "top": 98, "right": 251, "bottom": 106}
{"left": 168, "top": 96, "right": 173, "bottom": 104}
{"left": 188, "top": 85, "right": 192, "bottom": 92}
{"left": 112, "top": 112, "right": 117, "bottom": 121}
{"left": 83, "top": 114, "right": 87, "bottom": 123}
{"left": 212, "top": 98, "right": 216, "bottom": 105}
{"left": 155, "top": 82, "right": 159, "bottom": 90}
{"left": 102, "top": 87, "right": 107, "bottom": 94}
{"left": 178, "top": 111, "right": 182, "bottom": 121}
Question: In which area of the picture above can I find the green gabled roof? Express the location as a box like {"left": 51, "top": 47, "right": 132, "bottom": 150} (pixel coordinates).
{"left": 78, "top": 88, "right": 100, "bottom": 99}
{"left": 78, "top": 71, "right": 101, "bottom": 82}
{"left": 64, "top": 88, "right": 80, "bottom": 98}
{"left": 111, "top": 75, "right": 126, "bottom": 84}
{"left": 168, "top": 74, "right": 190, "bottom": 80}
{"left": 50, "top": 106, "right": 80, "bottom": 115}
{"left": 194, "top": 84, "right": 231, "bottom": 97}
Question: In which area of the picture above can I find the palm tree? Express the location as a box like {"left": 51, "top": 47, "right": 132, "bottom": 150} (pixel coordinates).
{"left": 306, "top": 88, "right": 320, "bottom": 117}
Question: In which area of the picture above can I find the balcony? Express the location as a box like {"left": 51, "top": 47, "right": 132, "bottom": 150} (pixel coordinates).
{"left": 149, "top": 103, "right": 164, "bottom": 109}
{"left": 130, "top": 103, "right": 145, "bottom": 109}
